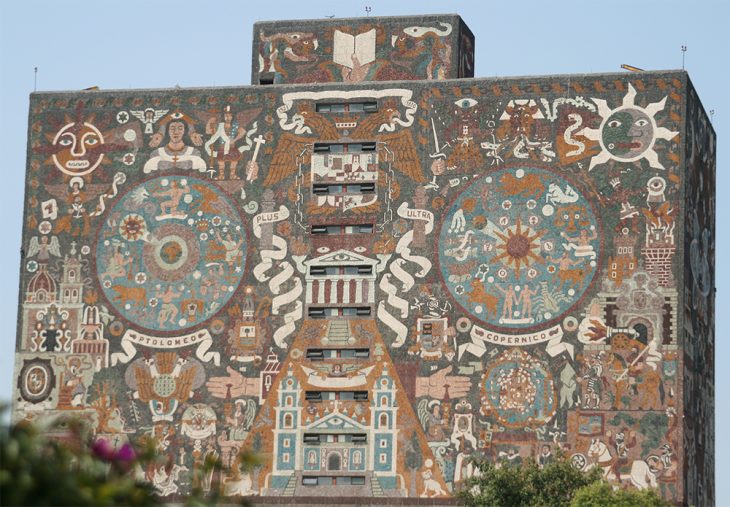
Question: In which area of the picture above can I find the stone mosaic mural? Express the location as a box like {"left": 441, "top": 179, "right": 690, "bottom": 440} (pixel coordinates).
{"left": 252, "top": 14, "right": 473, "bottom": 84}
{"left": 12, "top": 15, "right": 714, "bottom": 505}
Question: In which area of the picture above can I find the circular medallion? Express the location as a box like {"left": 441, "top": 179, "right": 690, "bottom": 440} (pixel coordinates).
{"left": 480, "top": 348, "right": 556, "bottom": 428}
{"left": 438, "top": 167, "right": 600, "bottom": 330}
{"left": 96, "top": 175, "right": 246, "bottom": 332}
{"left": 18, "top": 358, "right": 55, "bottom": 404}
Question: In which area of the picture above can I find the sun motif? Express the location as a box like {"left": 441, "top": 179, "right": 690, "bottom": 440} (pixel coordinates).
{"left": 578, "top": 83, "right": 678, "bottom": 170}
{"left": 491, "top": 217, "right": 544, "bottom": 279}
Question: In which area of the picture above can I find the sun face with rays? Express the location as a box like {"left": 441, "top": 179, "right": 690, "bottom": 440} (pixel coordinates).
{"left": 491, "top": 217, "right": 545, "bottom": 279}
{"left": 579, "top": 83, "right": 678, "bottom": 170}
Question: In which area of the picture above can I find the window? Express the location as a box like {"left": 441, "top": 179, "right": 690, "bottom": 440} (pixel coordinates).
{"left": 282, "top": 453, "right": 290, "bottom": 463}
{"left": 379, "top": 453, "right": 388, "bottom": 464}
{"left": 380, "top": 413, "right": 388, "bottom": 427}
{"left": 308, "top": 307, "right": 326, "bottom": 319}
{"left": 306, "top": 349, "right": 325, "bottom": 360}
{"left": 302, "top": 476, "right": 318, "bottom": 486}
{"left": 306, "top": 391, "right": 323, "bottom": 402}
{"left": 316, "top": 101, "right": 378, "bottom": 113}
{"left": 283, "top": 414, "right": 293, "bottom": 428}
{"left": 259, "top": 73, "right": 274, "bottom": 85}
{"left": 304, "top": 434, "right": 320, "bottom": 445}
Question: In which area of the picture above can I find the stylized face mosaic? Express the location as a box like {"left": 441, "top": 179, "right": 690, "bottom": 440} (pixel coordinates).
{"left": 601, "top": 109, "right": 653, "bottom": 159}
{"left": 51, "top": 121, "right": 105, "bottom": 176}
{"left": 96, "top": 176, "right": 246, "bottom": 332}
{"left": 579, "top": 83, "right": 678, "bottom": 170}
{"left": 438, "top": 167, "right": 600, "bottom": 330}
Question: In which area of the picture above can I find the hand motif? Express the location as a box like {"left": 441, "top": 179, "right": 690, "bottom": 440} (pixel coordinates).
{"left": 206, "top": 366, "right": 260, "bottom": 398}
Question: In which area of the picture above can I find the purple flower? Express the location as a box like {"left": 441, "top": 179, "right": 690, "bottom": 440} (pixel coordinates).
{"left": 91, "top": 438, "right": 115, "bottom": 462}
{"left": 113, "top": 442, "right": 136, "bottom": 464}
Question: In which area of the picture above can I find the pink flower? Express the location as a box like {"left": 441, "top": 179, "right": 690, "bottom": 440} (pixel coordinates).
{"left": 91, "top": 438, "right": 115, "bottom": 462}
{"left": 113, "top": 442, "right": 136, "bottom": 464}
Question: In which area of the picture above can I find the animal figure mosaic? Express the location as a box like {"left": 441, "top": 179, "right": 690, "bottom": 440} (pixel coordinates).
{"left": 12, "top": 14, "right": 714, "bottom": 507}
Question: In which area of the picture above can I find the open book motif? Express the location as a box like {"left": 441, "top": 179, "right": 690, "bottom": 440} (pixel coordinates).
{"left": 333, "top": 29, "right": 376, "bottom": 68}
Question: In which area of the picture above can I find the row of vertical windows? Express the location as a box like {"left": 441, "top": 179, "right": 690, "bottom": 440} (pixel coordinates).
{"left": 308, "top": 307, "right": 372, "bottom": 318}
{"left": 303, "top": 433, "right": 367, "bottom": 444}
{"left": 311, "top": 224, "right": 374, "bottom": 235}
{"left": 315, "top": 102, "right": 378, "bottom": 113}
{"left": 305, "top": 391, "right": 368, "bottom": 402}
{"left": 302, "top": 476, "right": 366, "bottom": 486}
{"left": 306, "top": 348, "right": 370, "bottom": 360}
{"left": 312, "top": 183, "right": 375, "bottom": 194}
{"left": 309, "top": 265, "right": 373, "bottom": 276}
{"left": 313, "top": 142, "right": 376, "bottom": 153}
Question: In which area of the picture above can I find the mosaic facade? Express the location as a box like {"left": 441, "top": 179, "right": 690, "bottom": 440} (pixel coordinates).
{"left": 12, "top": 14, "right": 715, "bottom": 506}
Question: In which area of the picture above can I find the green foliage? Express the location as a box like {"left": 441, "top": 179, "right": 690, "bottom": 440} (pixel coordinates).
{"left": 0, "top": 405, "right": 255, "bottom": 507}
{"left": 637, "top": 413, "right": 669, "bottom": 456}
{"left": 0, "top": 412, "right": 157, "bottom": 507}
{"left": 458, "top": 454, "right": 603, "bottom": 507}
{"left": 570, "top": 480, "right": 671, "bottom": 507}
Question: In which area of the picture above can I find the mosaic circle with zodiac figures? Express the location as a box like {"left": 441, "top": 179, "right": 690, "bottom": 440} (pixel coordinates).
{"left": 438, "top": 167, "right": 601, "bottom": 330}
{"left": 96, "top": 175, "right": 246, "bottom": 332}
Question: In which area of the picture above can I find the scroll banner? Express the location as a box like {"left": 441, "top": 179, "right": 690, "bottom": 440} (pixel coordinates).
{"left": 252, "top": 206, "right": 303, "bottom": 349}
{"left": 458, "top": 324, "right": 574, "bottom": 360}
{"left": 377, "top": 203, "right": 434, "bottom": 347}
{"left": 89, "top": 172, "right": 127, "bottom": 217}
{"left": 111, "top": 329, "right": 219, "bottom": 366}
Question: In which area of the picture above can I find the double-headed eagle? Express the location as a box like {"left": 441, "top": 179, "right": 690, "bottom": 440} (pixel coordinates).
{"left": 264, "top": 98, "right": 425, "bottom": 186}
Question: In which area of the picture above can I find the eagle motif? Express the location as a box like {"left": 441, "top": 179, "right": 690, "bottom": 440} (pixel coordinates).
{"left": 264, "top": 98, "right": 425, "bottom": 186}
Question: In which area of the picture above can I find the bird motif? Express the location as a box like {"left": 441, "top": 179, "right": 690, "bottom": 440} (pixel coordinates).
{"left": 264, "top": 98, "right": 425, "bottom": 185}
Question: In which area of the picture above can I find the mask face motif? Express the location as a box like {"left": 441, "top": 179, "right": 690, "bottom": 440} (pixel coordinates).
{"left": 602, "top": 109, "right": 654, "bottom": 159}
{"left": 52, "top": 122, "right": 105, "bottom": 176}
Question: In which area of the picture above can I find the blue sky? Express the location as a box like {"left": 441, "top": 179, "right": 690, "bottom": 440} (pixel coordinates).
{"left": 1, "top": 0, "right": 727, "bottom": 500}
